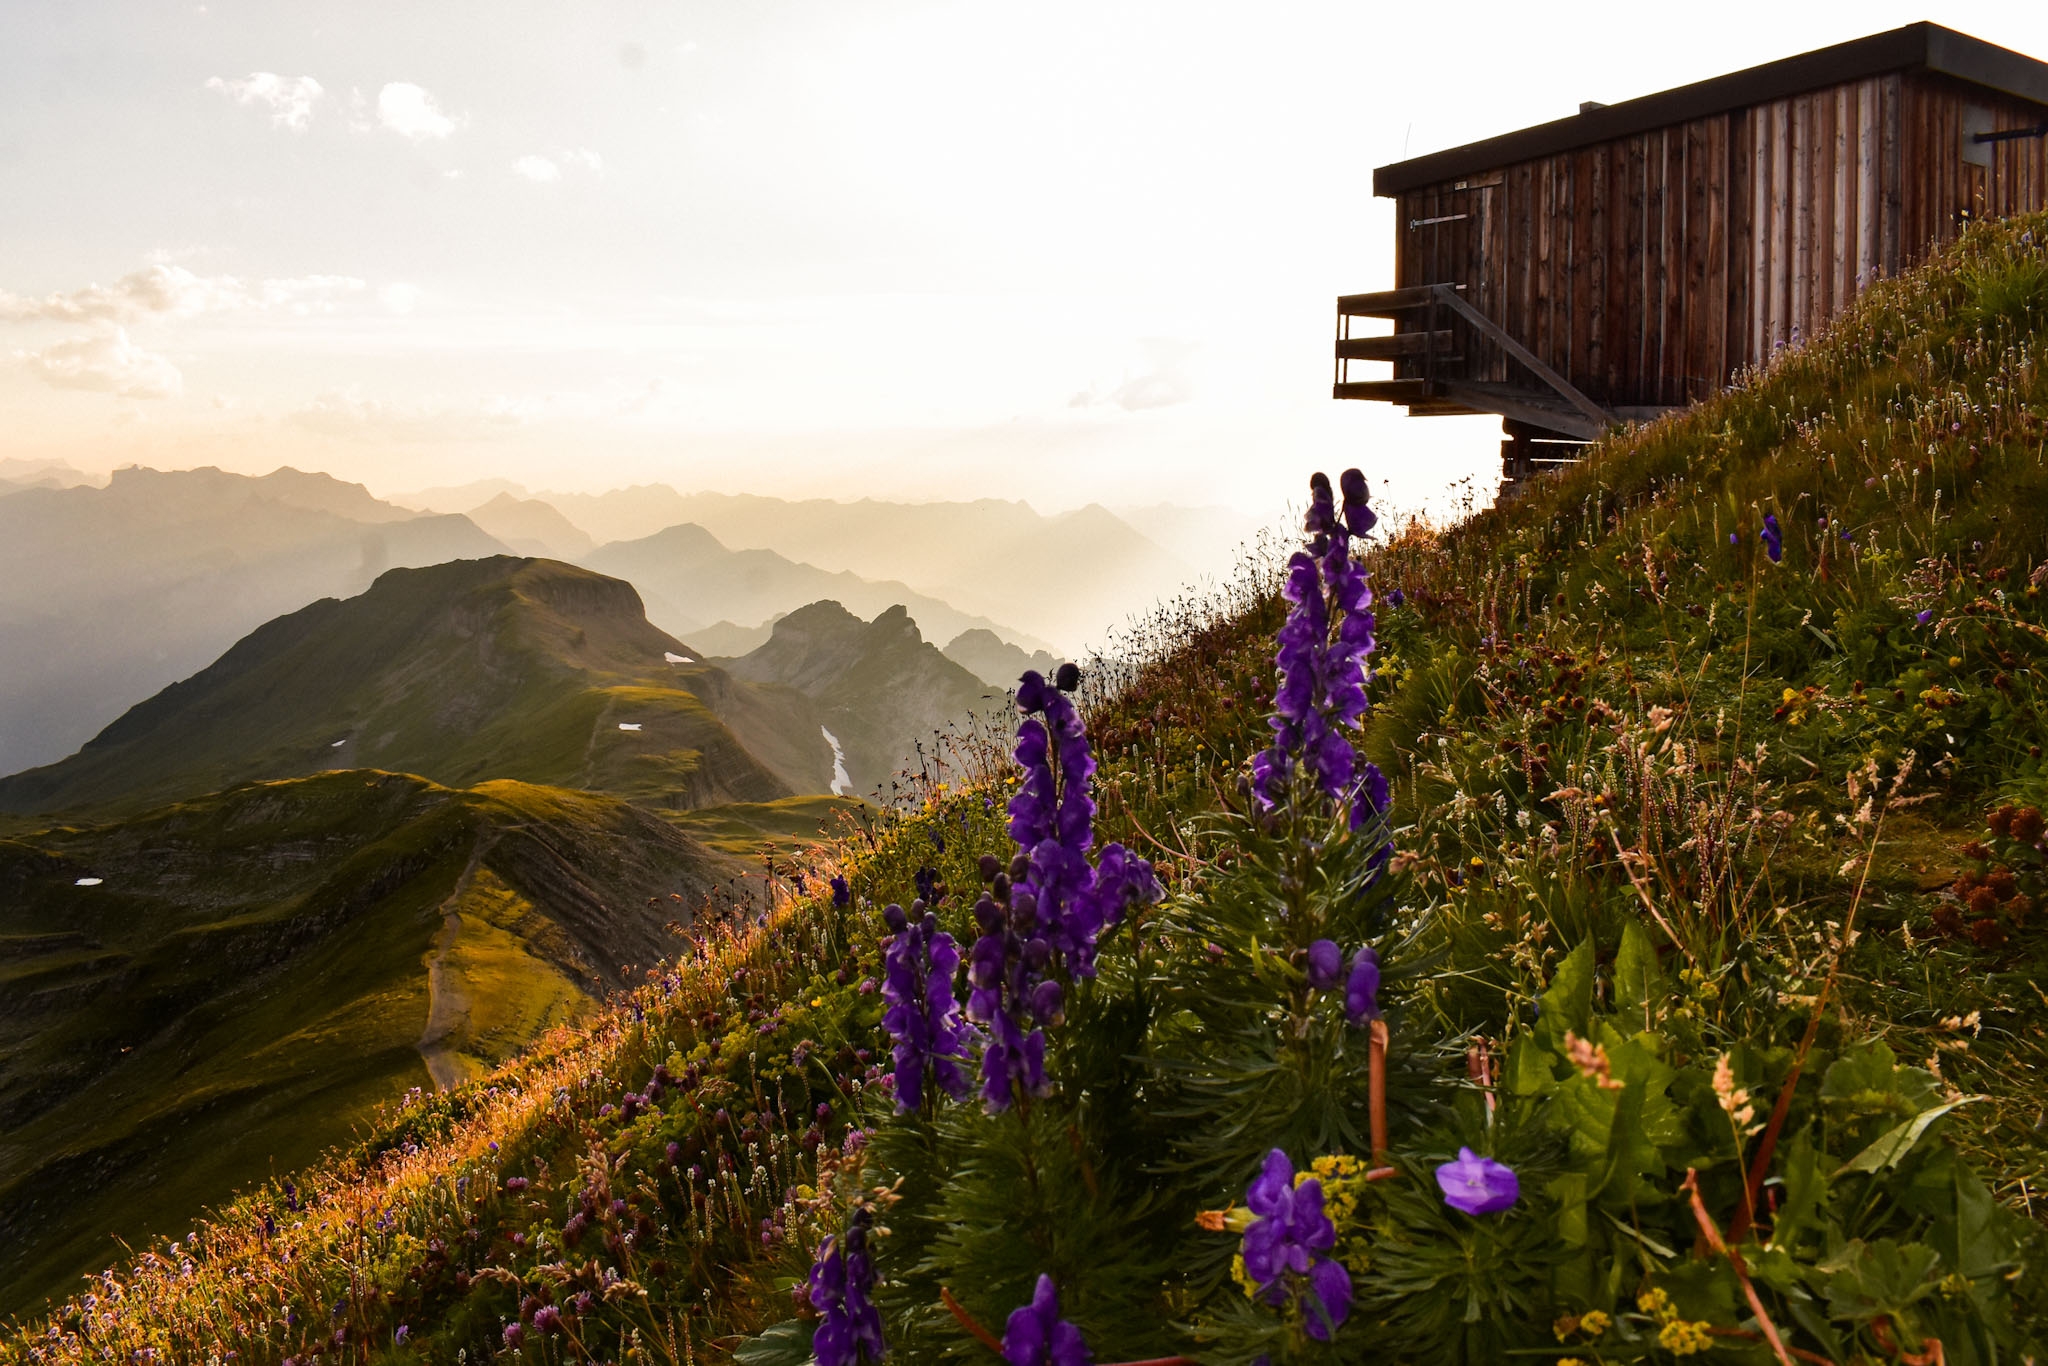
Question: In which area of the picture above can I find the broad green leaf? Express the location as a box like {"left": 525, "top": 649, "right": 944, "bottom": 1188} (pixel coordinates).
{"left": 1838, "top": 1097, "right": 1985, "bottom": 1176}
{"left": 1770, "top": 1130, "right": 1827, "bottom": 1250}
{"left": 1506, "top": 1034, "right": 1555, "bottom": 1097}
{"left": 732, "top": 1320, "right": 816, "bottom": 1366}
{"left": 1536, "top": 938, "right": 1595, "bottom": 1056}
{"left": 1612, "top": 919, "right": 1664, "bottom": 1027}
{"left": 1548, "top": 1171, "right": 1589, "bottom": 1247}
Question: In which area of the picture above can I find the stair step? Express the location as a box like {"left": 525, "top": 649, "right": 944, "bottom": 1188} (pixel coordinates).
{"left": 1332, "top": 380, "right": 1434, "bottom": 402}
{"left": 1335, "top": 330, "right": 1455, "bottom": 361}
{"left": 1337, "top": 285, "right": 1461, "bottom": 317}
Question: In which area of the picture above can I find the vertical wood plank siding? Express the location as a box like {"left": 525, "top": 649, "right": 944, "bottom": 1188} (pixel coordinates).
{"left": 1390, "top": 73, "right": 2048, "bottom": 407}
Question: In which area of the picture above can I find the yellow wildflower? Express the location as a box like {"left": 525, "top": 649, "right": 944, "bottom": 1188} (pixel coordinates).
{"left": 1658, "top": 1318, "right": 1715, "bottom": 1355}
{"left": 1579, "top": 1310, "right": 1611, "bottom": 1336}
{"left": 1636, "top": 1286, "right": 1673, "bottom": 1319}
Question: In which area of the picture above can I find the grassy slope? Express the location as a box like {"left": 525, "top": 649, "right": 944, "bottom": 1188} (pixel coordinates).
{"left": 6, "top": 215, "right": 2048, "bottom": 1360}
{"left": 0, "top": 771, "right": 744, "bottom": 1317}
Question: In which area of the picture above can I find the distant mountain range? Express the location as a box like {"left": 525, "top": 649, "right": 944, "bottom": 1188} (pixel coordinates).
{"left": 580, "top": 522, "right": 1052, "bottom": 656}
{"left": 0, "top": 555, "right": 1013, "bottom": 820}
{"left": 0, "top": 466, "right": 505, "bottom": 776}
{"left": 391, "top": 482, "right": 1250, "bottom": 652}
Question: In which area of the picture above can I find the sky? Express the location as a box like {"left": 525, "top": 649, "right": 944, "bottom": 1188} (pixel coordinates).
{"left": 4, "top": 0, "right": 2047, "bottom": 527}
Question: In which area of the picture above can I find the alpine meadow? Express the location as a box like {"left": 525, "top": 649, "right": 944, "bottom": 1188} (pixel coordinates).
{"left": 8, "top": 204, "right": 2048, "bottom": 1365}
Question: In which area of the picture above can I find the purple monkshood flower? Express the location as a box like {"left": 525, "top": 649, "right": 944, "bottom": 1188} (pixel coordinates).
{"left": 880, "top": 904, "right": 975, "bottom": 1112}
{"left": 1386, "top": 587, "right": 1406, "bottom": 608}
{"left": 969, "top": 671, "right": 1160, "bottom": 1110}
{"left": 1435, "top": 1147, "right": 1519, "bottom": 1216}
{"left": 1916, "top": 609, "right": 1934, "bottom": 625}
{"left": 1252, "top": 471, "right": 1389, "bottom": 836}
{"left": 1003, "top": 1275, "right": 1091, "bottom": 1366}
{"left": 830, "top": 875, "right": 850, "bottom": 908}
{"left": 1306, "top": 939, "right": 1342, "bottom": 990}
{"left": 1760, "top": 513, "right": 1783, "bottom": 563}
{"left": 1242, "top": 1149, "right": 1352, "bottom": 1341}
{"left": 810, "top": 1206, "right": 887, "bottom": 1366}
{"left": 1345, "top": 947, "right": 1380, "bottom": 1024}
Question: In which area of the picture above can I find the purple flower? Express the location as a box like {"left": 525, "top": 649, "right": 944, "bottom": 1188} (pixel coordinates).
{"left": 880, "top": 904, "right": 975, "bottom": 1112}
{"left": 1344, "top": 948, "right": 1380, "bottom": 1023}
{"left": 532, "top": 1305, "right": 561, "bottom": 1334}
{"left": 1306, "top": 939, "right": 1341, "bottom": 990}
{"left": 1760, "top": 513, "right": 1783, "bottom": 563}
{"left": 1729, "top": 531, "right": 1739, "bottom": 545}
{"left": 1003, "top": 1275, "right": 1091, "bottom": 1366}
{"left": 810, "top": 1206, "right": 886, "bottom": 1366}
{"left": 1434, "top": 1147, "right": 1519, "bottom": 1216}
{"left": 1241, "top": 1150, "right": 1352, "bottom": 1340}
{"left": 1386, "top": 587, "right": 1406, "bottom": 607}
{"left": 503, "top": 1324, "right": 525, "bottom": 1350}
{"left": 831, "top": 875, "right": 851, "bottom": 907}
{"left": 1251, "top": 472, "right": 1388, "bottom": 837}
{"left": 1916, "top": 609, "right": 1934, "bottom": 626}
{"left": 969, "top": 672, "right": 1158, "bottom": 1109}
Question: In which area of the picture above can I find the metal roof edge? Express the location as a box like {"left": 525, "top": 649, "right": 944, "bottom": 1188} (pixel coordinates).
{"left": 1373, "top": 22, "right": 2048, "bottom": 197}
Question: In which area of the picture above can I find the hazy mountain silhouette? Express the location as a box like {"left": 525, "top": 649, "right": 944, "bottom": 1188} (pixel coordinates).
{"left": 0, "top": 556, "right": 840, "bottom": 819}
{"left": 466, "top": 492, "right": 595, "bottom": 560}
{"left": 538, "top": 489, "right": 1195, "bottom": 650}
{"left": 0, "top": 466, "right": 507, "bottom": 776}
{"left": 580, "top": 522, "right": 1050, "bottom": 655}
{"left": 942, "top": 628, "right": 1059, "bottom": 688}
{"left": 721, "top": 600, "right": 993, "bottom": 797}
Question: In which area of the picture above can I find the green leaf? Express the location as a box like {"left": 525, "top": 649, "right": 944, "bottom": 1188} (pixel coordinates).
{"left": 1547, "top": 1171, "right": 1589, "bottom": 1248}
{"left": 1536, "top": 938, "right": 1595, "bottom": 1056}
{"left": 732, "top": 1319, "right": 816, "bottom": 1366}
{"left": 1612, "top": 920, "right": 1664, "bottom": 1028}
{"left": 1770, "top": 1130, "right": 1827, "bottom": 1250}
{"left": 1837, "top": 1097, "right": 1985, "bottom": 1176}
{"left": 1506, "top": 1035, "right": 1555, "bottom": 1097}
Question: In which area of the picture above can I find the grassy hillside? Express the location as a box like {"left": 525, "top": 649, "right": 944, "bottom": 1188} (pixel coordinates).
{"left": 0, "top": 770, "right": 747, "bottom": 1317}
{"left": 0, "top": 557, "right": 830, "bottom": 819}
{"left": 8, "top": 214, "right": 2048, "bottom": 1361}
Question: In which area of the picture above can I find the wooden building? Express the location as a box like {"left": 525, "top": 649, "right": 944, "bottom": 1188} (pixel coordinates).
{"left": 1335, "top": 22, "right": 2048, "bottom": 482}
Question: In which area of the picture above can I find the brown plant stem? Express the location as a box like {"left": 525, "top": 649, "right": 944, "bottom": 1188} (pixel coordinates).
{"left": 1368, "top": 1018, "right": 1390, "bottom": 1162}
{"left": 942, "top": 1287, "right": 1006, "bottom": 1355}
{"left": 1681, "top": 1168, "right": 1795, "bottom": 1366}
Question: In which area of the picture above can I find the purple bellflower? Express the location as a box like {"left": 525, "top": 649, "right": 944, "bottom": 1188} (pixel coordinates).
{"left": 1251, "top": 471, "right": 1389, "bottom": 835}
{"left": 1344, "top": 947, "right": 1380, "bottom": 1024}
{"left": 1242, "top": 1149, "right": 1352, "bottom": 1340}
{"left": 810, "top": 1205, "right": 887, "bottom": 1366}
{"left": 880, "top": 904, "right": 974, "bottom": 1112}
{"left": 1004, "top": 1275, "right": 1091, "bottom": 1366}
{"left": 1760, "top": 513, "right": 1783, "bottom": 563}
{"left": 1434, "top": 1147, "right": 1519, "bottom": 1216}
{"left": 969, "top": 669, "right": 1160, "bottom": 1110}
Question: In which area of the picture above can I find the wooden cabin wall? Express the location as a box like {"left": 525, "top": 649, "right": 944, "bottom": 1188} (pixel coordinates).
{"left": 1745, "top": 77, "right": 1897, "bottom": 362}
{"left": 1390, "top": 75, "right": 2048, "bottom": 411}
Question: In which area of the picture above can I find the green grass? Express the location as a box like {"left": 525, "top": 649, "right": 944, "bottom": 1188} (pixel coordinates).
{"left": 0, "top": 770, "right": 745, "bottom": 1318}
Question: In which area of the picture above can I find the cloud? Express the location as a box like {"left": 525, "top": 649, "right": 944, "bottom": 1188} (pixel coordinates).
{"left": 22, "top": 328, "right": 183, "bottom": 398}
{"left": 512, "top": 155, "right": 561, "bottom": 183}
{"left": 376, "top": 82, "right": 460, "bottom": 140}
{"left": 511, "top": 148, "right": 602, "bottom": 183}
{"left": 1068, "top": 339, "right": 1198, "bottom": 412}
{"left": 0, "top": 264, "right": 366, "bottom": 324}
{"left": 286, "top": 388, "right": 520, "bottom": 442}
{"left": 205, "top": 72, "right": 323, "bottom": 131}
